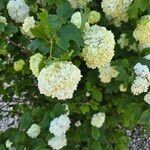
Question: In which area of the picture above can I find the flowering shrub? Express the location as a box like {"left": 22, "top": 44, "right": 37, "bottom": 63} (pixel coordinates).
{"left": 0, "top": 0, "right": 150, "bottom": 149}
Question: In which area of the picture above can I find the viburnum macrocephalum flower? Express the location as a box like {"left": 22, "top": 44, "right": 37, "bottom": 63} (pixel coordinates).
{"left": 0, "top": 16, "right": 7, "bottom": 25}
{"left": 38, "top": 61, "right": 82, "bottom": 100}
{"left": 117, "top": 33, "right": 129, "bottom": 49}
{"left": 82, "top": 25, "right": 115, "bottom": 69}
{"left": 133, "top": 15, "right": 150, "bottom": 50}
{"left": 29, "top": 53, "right": 43, "bottom": 77}
{"left": 88, "top": 11, "right": 101, "bottom": 24}
{"left": 91, "top": 112, "right": 105, "bottom": 128}
{"left": 99, "top": 64, "right": 118, "bottom": 83}
{"left": 26, "top": 124, "right": 41, "bottom": 138}
{"left": 21, "top": 16, "right": 35, "bottom": 38}
{"left": 7, "top": 0, "right": 29, "bottom": 23}
{"left": 144, "top": 92, "right": 150, "bottom": 105}
{"left": 48, "top": 134, "right": 67, "bottom": 150}
{"left": 14, "top": 59, "right": 25, "bottom": 72}
{"left": 101, "top": 0, "right": 133, "bottom": 27}
{"left": 75, "top": 121, "right": 81, "bottom": 127}
{"left": 49, "top": 114, "right": 71, "bottom": 137}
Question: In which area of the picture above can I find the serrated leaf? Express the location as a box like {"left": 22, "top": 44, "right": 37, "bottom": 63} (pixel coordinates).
{"left": 56, "top": 24, "right": 83, "bottom": 50}
{"left": 92, "top": 126, "right": 100, "bottom": 140}
{"left": 92, "top": 86, "right": 102, "bottom": 102}
{"left": 138, "top": 109, "right": 150, "bottom": 126}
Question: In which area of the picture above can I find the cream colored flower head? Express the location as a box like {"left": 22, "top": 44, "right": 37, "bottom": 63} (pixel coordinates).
{"left": 101, "top": 0, "right": 133, "bottom": 27}
{"left": 0, "top": 16, "right": 7, "bottom": 25}
{"left": 91, "top": 112, "right": 105, "bottom": 128}
{"left": 26, "top": 124, "right": 41, "bottom": 138}
{"left": 29, "top": 53, "right": 43, "bottom": 77}
{"left": 133, "top": 15, "right": 150, "bottom": 50}
{"left": 82, "top": 25, "right": 115, "bottom": 69}
{"left": 99, "top": 64, "right": 118, "bottom": 83}
{"left": 144, "top": 92, "right": 150, "bottom": 105}
{"left": 38, "top": 61, "right": 82, "bottom": 100}
{"left": 21, "top": 16, "right": 35, "bottom": 38}
{"left": 88, "top": 11, "right": 101, "bottom": 24}
{"left": 14, "top": 59, "right": 25, "bottom": 72}
{"left": 7, "top": 0, "right": 29, "bottom": 23}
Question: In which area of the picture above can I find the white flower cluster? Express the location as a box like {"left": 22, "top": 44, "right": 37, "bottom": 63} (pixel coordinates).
{"left": 7, "top": 0, "right": 29, "bottom": 23}
{"left": 91, "top": 112, "right": 105, "bottom": 128}
{"left": 88, "top": 11, "right": 101, "bottom": 24}
{"left": 131, "top": 63, "right": 150, "bottom": 95}
{"left": 99, "top": 64, "right": 118, "bottom": 83}
{"left": 38, "top": 61, "right": 82, "bottom": 100}
{"left": 144, "top": 92, "right": 150, "bottom": 105}
{"left": 117, "top": 33, "right": 129, "bottom": 49}
{"left": 21, "top": 16, "right": 35, "bottom": 38}
{"left": 101, "top": 0, "right": 133, "bottom": 26}
{"left": 68, "top": 0, "right": 92, "bottom": 9}
{"left": 29, "top": 53, "right": 43, "bottom": 77}
{"left": 26, "top": 124, "right": 41, "bottom": 138}
{"left": 0, "top": 16, "right": 7, "bottom": 25}
{"left": 48, "top": 114, "right": 71, "bottom": 149}
{"left": 14, "top": 59, "right": 25, "bottom": 72}
{"left": 82, "top": 25, "right": 115, "bottom": 69}
{"left": 133, "top": 15, "right": 150, "bottom": 50}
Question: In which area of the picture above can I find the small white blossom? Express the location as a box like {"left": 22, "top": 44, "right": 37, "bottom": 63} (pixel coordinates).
{"left": 5, "top": 140, "right": 13, "bottom": 148}
{"left": 49, "top": 114, "right": 71, "bottom": 137}
{"left": 144, "top": 92, "right": 150, "bottom": 105}
{"left": 75, "top": 121, "right": 81, "bottom": 127}
{"left": 7, "top": 0, "right": 29, "bottom": 23}
{"left": 26, "top": 124, "right": 41, "bottom": 138}
{"left": 0, "top": 16, "right": 7, "bottom": 25}
{"left": 86, "top": 92, "right": 91, "bottom": 97}
{"left": 48, "top": 134, "right": 67, "bottom": 150}
{"left": 119, "top": 84, "right": 127, "bottom": 92}
{"left": 91, "top": 112, "right": 105, "bottom": 128}
{"left": 117, "top": 34, "right": 128, "bottom": 49}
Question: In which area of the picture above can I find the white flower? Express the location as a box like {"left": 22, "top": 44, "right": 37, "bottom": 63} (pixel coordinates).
{"left": 131, "top": 76, "right": 149, "bottom": 95}
{"left": 6, "top": 140, "right": 13, "bottom": 148}
{"left": 7, "top": 0, "right": 29, "bottom": 23}
{"left": 144, "top": 92, "right": 150, "bottom": 105}
{"left": 99, "top": 64, "right": 118, "bottom": 83}
{"left": 134, "top": 63, "right": 149, "bottom": 78}
{"left": 91, "top": 112, "right": 105, "bottom": 128}
{"left": 29, "top": 53, "right": 43, "bottom": 77}
{"left": 14, "top": 59, "right": 25, "bottom": 72}
{"left": 101, "top": 0, "right": 133, "bottom": 26}
{"left": 117, "top": 33, "right": 128, "bottom": 49}
{"left": 88, "top": 11, "right": 101, "bottom": 24}
{"left": 48, "top": 134, "right": 67, "bottom": 150}
{"left": 21, "top": 16, "right": 35, "bottom": 38}
{"left": 75, "top": 121, "right": 81, "bottom": 127}
{"left": 62, "top": 103, "right": 70, "bottom": 115}
{"left": 133, "top": 15, "right": 150, "bottom": 49}
{"left": 144, "top": 54, "right": 150, "bottom": 60}
{"left": 119, "top": 84, "right": 127, "bottom": 92}
{"left": 38, "top": 61, "right": 82, "bottom": 100}
{"left": 71, "top": 12, "right": 82, "bottom": 28}
{"left": 26, "top": 124, "right": 41, "bottom": 138}
{"left": 49, "top": 114, "right": 71, "bottom": 137}
{"left": 0, "top": 16, "right": 7, "bottom": 25}
{"left": 86, "top": 92, "right": 91, "bottom": 97}
{"left": 82, "top": 25, "right": 115, "bottom": 69}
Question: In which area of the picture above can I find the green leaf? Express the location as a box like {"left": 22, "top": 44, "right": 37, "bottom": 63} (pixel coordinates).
{"left": 5, "top": 24, "right": 18, "bottom": 36}
{"left": 0, "top": 23, "right": 5, "bottom": 32}
{"left": 92, "top": 126, "right": 100, "bottom": 140}
{"left": 123, "top": 103, "right": 141, "bottom": 128}
{"left": 80, "top": 105, "right": 90, "bottom": 114}
{"left": 56, "top": 24, "right": 83, "bottom": 50}
{"left": 92, "top": 86, "right": 102, "bottom": 102}
{"left": 19, "top": 112, "right": 33, "bottom": 130}
{"left": 138, "top": 109, "right": 150, "bottom": 126}
{"left": 93, "top": 141, "right": 102, "bottom": 150}
{"left": 56, "top": 0, "right": 73, "bottom": 19}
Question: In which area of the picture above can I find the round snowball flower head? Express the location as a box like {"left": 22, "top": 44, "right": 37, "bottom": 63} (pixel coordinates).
{"left": 144, "top": 92, "right": 150, "bottom": 105}
{"left": 49, "top": 114, "right": 71, "bottom": 137}
{"left": 91, "top": 112, "right": 105, "bottom": 128}
{"left": 38, "top": 61, "right": 82, "bottom": 100}
{"left": 101, "top": 0, "right": 133, "bottom": 26}
{"left": 131, "top": 76, "right": 149, "bottom": 95}
{"left": 7, "top": 0, "right": 29, "bottom": 23}
{"left": 48, "top": 134, "right": 67, "bottom": 150}
{"left": 99, "top": 64, "right": 118, "bottom": 83}
{"left": 14, "top": 59, "right": 25, "bottom": 72}
{"left": 119, "top": 84, "right": 127, "bottom": 92}
{"left": 21, "top": 16, "right": 35, "bottom": 38}
{"left": 133, "top": 15, "right": 150, "bottom": 49}
{"left": 0, "top": 16, "right": 7, "bottom": 25}
{"left": 134, "top": 63, "right": 149, "bottom": 78}
{"left": 29, "top": 53, "right": 43, "bottom": 77}
{"left": 26, "top": 124, "right": 41, "bottom": 138}
{"left": 82, "top": 25, "right": 115, "bottom": 69}
{"left": 88, "top": 11, "right": 101, "bottom": 24}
